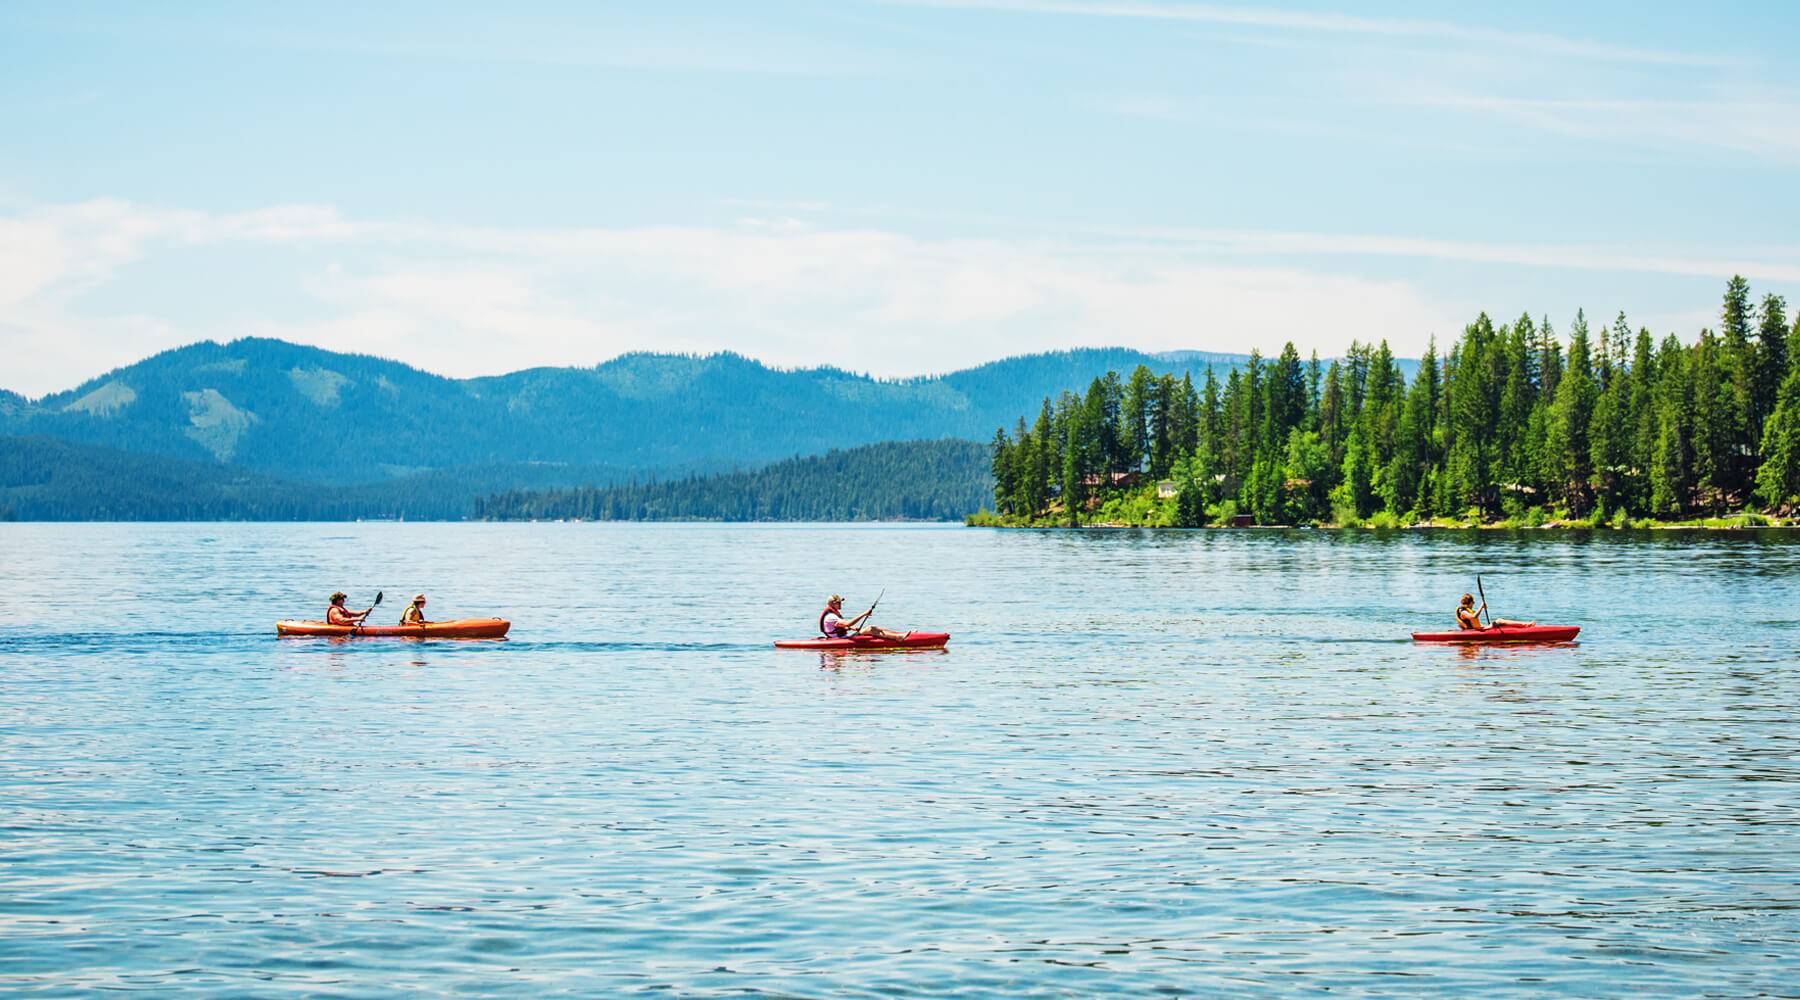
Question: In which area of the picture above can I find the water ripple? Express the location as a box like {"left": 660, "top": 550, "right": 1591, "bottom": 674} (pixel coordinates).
{"left": 0, "top": 522, "right": 1797, "bottom": 996}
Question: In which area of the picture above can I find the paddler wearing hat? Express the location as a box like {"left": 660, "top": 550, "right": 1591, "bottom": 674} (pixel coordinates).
{"left": 399, "top": 594, "right": 432, "bottom": 627}
{"left": 819, "top": 594, "right": 907, "bottom": 641}
{"left": 325, "top": 591, "right": 374, "bottom": 627}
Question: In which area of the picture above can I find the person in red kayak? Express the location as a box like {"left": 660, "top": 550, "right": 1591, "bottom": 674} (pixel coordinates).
{"left": 821, "top": 594, "right": 908, "bottom": 641}
{"left": 399, "top": 594, "right": 431, "bottom": 627}
{"left": 1457, "top": 593, "right": 1534, "bottom": 630}
{"left": 326, "top": 591, "right": 374, "bottom": 627}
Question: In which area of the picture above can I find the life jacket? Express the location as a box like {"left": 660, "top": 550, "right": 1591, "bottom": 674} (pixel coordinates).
{"left": 327, "top": 604, "right": 355, "bottom": 626}
{"left": 819, "top": 606, "right": 848, "bottom": 637}
{"left": 1457, "top": 606, "right": 1481, "bottom": 630}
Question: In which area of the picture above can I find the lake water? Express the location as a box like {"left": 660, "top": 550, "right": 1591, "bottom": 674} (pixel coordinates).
{"left": 2, "top": 522, "right": 1797, "bottom": 996}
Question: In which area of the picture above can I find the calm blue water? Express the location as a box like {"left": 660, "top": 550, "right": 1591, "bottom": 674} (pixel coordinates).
{"left": 2, "top": 522, "right": 1797, "bottom": 996}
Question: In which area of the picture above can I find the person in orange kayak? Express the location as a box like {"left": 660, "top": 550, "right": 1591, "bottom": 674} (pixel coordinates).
{"left": 1457, "top": 593, "right": 1534, "bottom": 630}
{"left": 399, "top": 594, "right": 431, "bottom": 627}
{"left": 821, "top": 594, "right": 908, "bottom": 641}
{"left": 326, "top": 591, "right": 374, "bottom": 627}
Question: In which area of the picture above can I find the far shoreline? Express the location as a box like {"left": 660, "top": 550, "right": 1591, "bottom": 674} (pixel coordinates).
{"left": 964, "top": 511, "right": 1800, "bottom": 532}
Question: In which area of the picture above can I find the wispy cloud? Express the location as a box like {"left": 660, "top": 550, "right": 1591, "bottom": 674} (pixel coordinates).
{"left": 1105, "top": 225, "right": 1800, "bottom": 284}
{"left": 0, "top": 199, "right": 1459, "bottom": 395}
{"left": 1395, "top": 92, "right": 1800, "bottom": 161}
{"left": 6, "top": 198, "right": 1796, "bottom": 396}
{"left": 886, "top": 0, "right": 1726, "bottom": 66}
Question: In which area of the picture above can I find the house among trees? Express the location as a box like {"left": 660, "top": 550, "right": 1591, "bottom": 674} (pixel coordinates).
{"left": 1157, "top": 480, "right": 1178, "bottom": 498}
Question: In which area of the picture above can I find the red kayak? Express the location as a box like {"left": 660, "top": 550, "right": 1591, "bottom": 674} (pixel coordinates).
{"left": 276, "top": 618, "right": 511, "bottom": 639}
{"left": 774, "top": 632, "right": 950, "bottom": 651}
{"left": 1411, "top": 624, "right": 1579, "bottom": 644}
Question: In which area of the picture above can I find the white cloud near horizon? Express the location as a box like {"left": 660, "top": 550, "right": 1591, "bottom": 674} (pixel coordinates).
{"left": 3, "top": 198, "right": 1795, "bottom": 398}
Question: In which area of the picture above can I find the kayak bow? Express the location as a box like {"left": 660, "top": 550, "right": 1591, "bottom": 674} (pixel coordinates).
{"left": 1411, "top": 624, "right": 1579, "bottom": 644}
{"left": 774, "top": 631, "right": 950, "bottom": 651}
{"left": 276, "top": 618, "right": 511, "bottom": 639}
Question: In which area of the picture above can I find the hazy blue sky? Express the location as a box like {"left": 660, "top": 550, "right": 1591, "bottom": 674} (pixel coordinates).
{"left": 3, "top": 1, "right": 1798, "bottom": 394}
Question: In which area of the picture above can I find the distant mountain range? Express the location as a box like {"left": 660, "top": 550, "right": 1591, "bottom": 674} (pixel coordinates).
{"left": 2, "top": 338, "right": 1413, "bottom": 519}
{"left": 2, "top": 339, "right": 1267, "bottom": 483}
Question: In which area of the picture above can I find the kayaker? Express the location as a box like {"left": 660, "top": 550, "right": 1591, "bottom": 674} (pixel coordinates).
{"left": 399, "top": 594, "right": 431, "bottom": 627}
{"left": 326, "top": 591, "right": 373, "bottom": 627}
{"left": 1457, "top": 593, "right": 1534, "bottom": 630}
{"left": 821, "top": 594, "right": 908, "bottom": 642}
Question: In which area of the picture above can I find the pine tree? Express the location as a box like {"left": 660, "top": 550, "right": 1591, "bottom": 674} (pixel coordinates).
{"left": 1030, "top": 399, "right": 1054, "bottom": 517}
{"left": 1756, "top": 314, "right": 1800, "bottom": 511}
{"left": 1627, "top": 327, "right": 1657, "bottom": 513}
{"left": 1099, "top": 371, "right": 1125, "bottom": 474}
{"left": 1123, "top": 365, "right": 1154, "bottom": 471}
{"left": 1150, "top": 373, "right": 1178, "bottom": 478}
{"left": 1589, "top": 372, "right": 1631, "bottom": 515}
{"left": 1718, "top": 277, "right": 1758, "bottom": 498}
{"left": 1650, "top": 337, "right": 1693, "bottom": 516}
{"left": 1266, "top": 343, "right": 1307, "bottom": 448}
{"left": 1335, "top": 423, "right": 1375, "bottom": 519}
{"left": 1546, "top": 310, "right": 1597, "bottom": 514}
{"left": 1755, "top": 293, "right": 1789, "bottom": 440}
{"left": 990, "top": 427, "right": 1015, "bottom": 514}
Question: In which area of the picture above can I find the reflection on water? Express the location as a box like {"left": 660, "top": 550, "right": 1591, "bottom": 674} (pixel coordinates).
{"left": 1, "top": 522, "right": 1798, "bottom": 995}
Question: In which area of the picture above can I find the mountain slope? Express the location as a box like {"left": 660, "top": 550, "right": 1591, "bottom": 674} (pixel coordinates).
{"left": 0, "top": 435, "right": 632, "bottom": 520}
{"left": 2, "top": 339, "right": 1242, "bottom": 484}
{"left": 477, "top": 439, "right": 990, "bottom": 522}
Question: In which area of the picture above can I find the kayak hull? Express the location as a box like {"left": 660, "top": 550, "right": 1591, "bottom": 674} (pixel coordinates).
{"left": 1411, "top": 624, "right": 1579, "bottom": 644}
{"left": 774, "top": 632, "right": 950, "bottom": 651}
{"left": 276, "top": 618, "right": 511, "bottom": 639}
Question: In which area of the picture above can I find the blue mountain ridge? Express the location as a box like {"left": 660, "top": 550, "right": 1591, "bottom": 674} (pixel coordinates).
{"left": 2, "top": 339, "right": 1418, "bottom": 506}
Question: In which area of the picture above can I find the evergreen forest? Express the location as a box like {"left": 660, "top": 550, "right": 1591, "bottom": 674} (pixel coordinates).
{"left": 983, "top": 277, "right": 1800, "bottom": 528}
{"left": 478, "top": 439, "right": 989, "bottom": 522}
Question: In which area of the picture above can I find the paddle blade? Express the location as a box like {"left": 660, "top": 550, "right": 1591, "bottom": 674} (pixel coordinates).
{"left": 373, "top": 590, "right": 384, "bottom": 606}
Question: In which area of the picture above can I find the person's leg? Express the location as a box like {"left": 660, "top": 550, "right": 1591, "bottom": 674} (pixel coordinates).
{"left": 863, "top": 625, "right": 909, "bottom": 641}
{"left": 1494, "top": 617, "right": 1537, "bottom": 627}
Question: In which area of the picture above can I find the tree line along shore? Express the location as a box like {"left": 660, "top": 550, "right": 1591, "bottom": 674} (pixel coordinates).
{"left": 974, "top": 277, "right": 1800, "bottom": 530}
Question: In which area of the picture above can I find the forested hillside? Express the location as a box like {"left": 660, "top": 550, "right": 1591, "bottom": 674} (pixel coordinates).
{"left": 0, "top": 436, "right": 631, "bottom": 520}
{"left": 478, "top": 440, "right": 988, "bottom": 522}
{"left": 986, "top": 277, "right": 1800, "bottom": 527}
{"left": 1, "top": 340, "right": 1245, "bottom": 485}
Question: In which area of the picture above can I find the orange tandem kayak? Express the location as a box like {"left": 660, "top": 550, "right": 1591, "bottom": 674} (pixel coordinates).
{"left": 276, "top": 618, "right": 511, "bottom": 639}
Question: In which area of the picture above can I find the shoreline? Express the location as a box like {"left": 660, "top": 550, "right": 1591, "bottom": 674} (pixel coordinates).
{"left": 965, "top": 512, "right": 1798, "bottom": 532}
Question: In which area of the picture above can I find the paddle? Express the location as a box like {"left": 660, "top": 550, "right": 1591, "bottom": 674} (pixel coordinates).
{"left": 1476, "top": 575, "right": 1491, "bottom": 628}
{"left": 352, "top": 590, "right": 383, "bottom": 632}
{"left": 861, "top": 588, "right": 885, "bottom": 629}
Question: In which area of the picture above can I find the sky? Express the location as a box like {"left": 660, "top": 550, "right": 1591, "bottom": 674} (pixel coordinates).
{"left": 3, "top": 0, "right": 1799, "bottom": 396}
